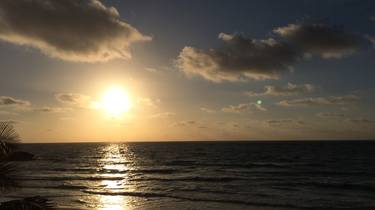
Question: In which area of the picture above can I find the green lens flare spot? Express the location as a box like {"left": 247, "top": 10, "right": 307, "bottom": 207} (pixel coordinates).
{"left": 257, "top": 100, "right": 262, "bottom": 105}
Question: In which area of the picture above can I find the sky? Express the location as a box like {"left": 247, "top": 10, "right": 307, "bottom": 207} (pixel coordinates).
{"left": 0, "top": 0, "right": 375, "bottom": 142}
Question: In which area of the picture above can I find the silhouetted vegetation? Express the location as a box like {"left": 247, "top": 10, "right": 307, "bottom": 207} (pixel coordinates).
{"left": 0, "top": 122, "right": 54, "bottom": 210}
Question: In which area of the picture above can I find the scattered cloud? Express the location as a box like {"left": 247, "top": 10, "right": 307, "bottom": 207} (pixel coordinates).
{"left": 174, "top": 120, "right": 207, "bottom": 129}
{"left": 60, "top": 117, "right": 75, "bottom": 121}
{"left": 274, "top": 23, "right": 360, "bottom": 58}
{"left": 346, "top": 118, "right": 375, "bottom": 124}
{"left": 0, "top": 0, "right": 151, "bottom": 62}
{"left": 177, "top": 33, "right": 301, "bottom": 82}
{"left": 34, "top": 106, "right": 70, "bottom": 113}
{"left": 55, "top": 93, "right": 91, "bottom": 107}
{"left": 246, "top": 82, "right": 316, "bottom": 97}
{"left": 222, "top": 102, "right": 266, "bottom": 113}
{"left": 175, "top": 120, "right": 197, "bottom": 127}
{"left": 200, "top": 107, "right": 216, "bottom": 113}
{"left": 0, "top": 110, "right": 17, "bottom": 115}
{"left": 0, "top": 96, "right": 31, "bottom": 107}
{"left": 316, "top": 112, "right": 346, "bottom": 118}
{"left": 0, "top": 120, "right": 19, "bottom": 124}
{"left": 145, "top": 67, "right": 157, "bottom": 73}
{"left": 137, "top": 97, "right": 160, "bottom": 107}
{"left": 150, "top": 112, "right": 176, "bottom": 118}
{"left": 278, "top": 95, "right": 359, "bottom": 107}
{"left": 367, "top": 35, "right": 375, "bottom": 46}
{"left": 266, "top": 119, "right": 305, "bottom": 128}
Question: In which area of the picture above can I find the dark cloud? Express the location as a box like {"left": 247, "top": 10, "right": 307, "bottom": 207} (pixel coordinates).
{"left": 178, "top": 22, "right": 362, "bottom": 82}
{"left": 177, "top": 33, "right": 301, "bottom": 82}
{"left": 274, "top": 23, "right": 360, "bottom": 58}
{"left": 278, "top": 95, "right": 359, "bottom": 107}
{"left": 222, "top": 102, "right": 266, "bottom": 113}
{"left": 55, "top": 93, "right": 90, "bottom": 106}
{"left": 0, "top": 96, "right": 30, "bottom": 107}
{"left": 246, "top": 82, "right": 316, "bottom": 97}
{"left": 0, "top": 0, "right": 151, "bottom": 62}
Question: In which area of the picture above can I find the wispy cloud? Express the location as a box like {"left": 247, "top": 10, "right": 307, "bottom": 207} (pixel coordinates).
{"left": 145, "top": 67, "right": 158, "bottom": 73}
{"left": 0, "top": 96, "right": 30, "bottom": 107}
{"left": 316, "top": 112, "right": 346, "bottom": 118}
{"left": 222, "top": 102, "right": 266, "bottom": 113}
{"left": 150, "top": 112, "right": 176, "bottom": 118}
{"left": 200, "top": 107, "right": 216, "bottom": 113}
{"left": 278, "top": 95, "right": 359, "bottom": 107}
{"left": 55, "top": 93, "right": 91, "bottom": 107}
{"left": 346, "top": 118, "right": 375, "bottom": 124}
{"left": 0, "top": 120, "right": 19, "bottom": 124}
{"left": 0, "top": 0, "right": 151, "bottom": 62}
{"left": 174, "top": 120, "right": 207, "bottom": 129}
{"left": 266, "top": 119, "right": 306, "bottom": 128}
{"left": 246, "top": 82, "right": 316, "bottom": 97}
{"left": 137, "top": 97, "right": 160, "bottom": 107}
{"left": 0, "top": 110, "right": 18, "bottom": 116}
{"left": 34, "top": 106, "right": 71, "bottom": 113}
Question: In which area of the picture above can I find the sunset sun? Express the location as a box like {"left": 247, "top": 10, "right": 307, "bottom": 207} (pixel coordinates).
{"left": 100, "top": 86, "right": 132, "bottom": 117}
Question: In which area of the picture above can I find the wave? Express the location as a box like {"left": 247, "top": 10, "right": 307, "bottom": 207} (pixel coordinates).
{"left": 23, "top": 184, "right": 89, "bottom": 190}
{"left": 164, "top": 161, "right": 323, "bottom": 169}
{"left": 82, "top": 190, "right": 301, "bottom": 208}
{"left": 129, "top": 176, "right": 245, "bottom": 182}
{"left": 251, "top": 170, "right": 375, "bottom": 177}
{"left": 83, "top": 190, "right": 375, "bottom": 209}
{"left": 18, "top": 176, "right": 124, "bottom": 181}
{"left": 292, "top": 182, "right": 375, "bottom": 193}
{"left": 46, "top": 168, "right": 180, "bottom": 175}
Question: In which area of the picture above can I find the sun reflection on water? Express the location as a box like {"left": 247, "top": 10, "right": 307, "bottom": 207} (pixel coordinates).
{"left": 95, "top": 144, "right": 136, "bottom": 210}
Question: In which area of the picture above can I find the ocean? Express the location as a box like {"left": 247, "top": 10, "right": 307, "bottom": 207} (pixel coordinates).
{"left": 1, "top": 141, "right": 375, "bottom": 210}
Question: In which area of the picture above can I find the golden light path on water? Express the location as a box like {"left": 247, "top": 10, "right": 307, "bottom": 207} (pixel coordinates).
{"left": 95, "top": 144, "right": 137, "bottom": 210}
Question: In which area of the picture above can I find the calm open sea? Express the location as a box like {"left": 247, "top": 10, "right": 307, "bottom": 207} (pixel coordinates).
{"left": 1, "top": 141, "right": 375, "bottom": 210}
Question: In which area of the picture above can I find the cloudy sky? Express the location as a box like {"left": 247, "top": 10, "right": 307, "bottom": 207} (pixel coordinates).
{"left": 0, "top": 0, "right": 375, "bottom": 142}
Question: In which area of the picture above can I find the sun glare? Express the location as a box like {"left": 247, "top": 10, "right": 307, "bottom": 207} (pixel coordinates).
{"left": 100, "top": 86, "right": 132, "bottom": 117}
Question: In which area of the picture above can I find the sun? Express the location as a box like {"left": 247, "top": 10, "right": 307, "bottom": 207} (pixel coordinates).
{"left": 99, "top": 86, "right": 132, "bottom": 117}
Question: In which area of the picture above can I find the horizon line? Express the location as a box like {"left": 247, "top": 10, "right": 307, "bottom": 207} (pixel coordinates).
{"left": 20, "top": 139, "right": 375, "bottom": 144}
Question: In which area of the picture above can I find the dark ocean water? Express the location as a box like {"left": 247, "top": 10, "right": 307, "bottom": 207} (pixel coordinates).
{"left": 1, "top": 141, "right": 375, "bottom": 210}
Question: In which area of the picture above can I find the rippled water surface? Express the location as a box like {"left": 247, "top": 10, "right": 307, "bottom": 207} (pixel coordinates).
{"left": 2, "top": 141, "right": 375, "bottom": 209}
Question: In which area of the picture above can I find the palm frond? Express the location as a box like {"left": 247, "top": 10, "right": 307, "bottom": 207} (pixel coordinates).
{"left": 0, "top": 161, "right": 18, "bottom": 192}
{"left": 0, "top": 122, "right": 19, "bottom": 156}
